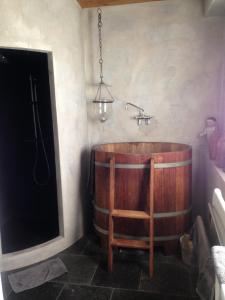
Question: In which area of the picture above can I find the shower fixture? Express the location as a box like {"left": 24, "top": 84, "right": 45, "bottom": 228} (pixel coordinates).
{"left": 125, "top": 102, "right": 153, "bottom": 126}
{"left": 0, "top": 54, "right": 8, "bottom": 64}
{"left": 92, "top": 8, "right": 115, "bottom": 123}
{"left": 29, "top": 74, "right": 50, "bottom": 185}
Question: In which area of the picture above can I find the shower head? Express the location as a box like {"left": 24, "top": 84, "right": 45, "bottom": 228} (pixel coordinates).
{"left": 0, "top": 54, "right": 8, "bottom": 64}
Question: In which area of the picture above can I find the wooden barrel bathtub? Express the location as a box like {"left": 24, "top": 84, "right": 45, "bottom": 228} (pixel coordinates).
{"left": 93, "top": 142, "right": 192, "bottom": 254}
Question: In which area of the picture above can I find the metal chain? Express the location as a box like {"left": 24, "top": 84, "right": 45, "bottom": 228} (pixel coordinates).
{"left": 97, "top": 8, "right": 104, "bottom": 83}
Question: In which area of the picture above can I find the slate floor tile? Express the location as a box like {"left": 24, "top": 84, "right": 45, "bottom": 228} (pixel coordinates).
{"left": 58, "top": 284, "right": 112, "bottom": 300}
{"left": 189, "top": 266, "right": 198, "bottom": 296}
{"left": 118, "top": 249, "right": 149, "bottom": 262}
{"left": 1, "top": 235, "right": 198, "bottom": 300}
{"left": 156, "top": 253, "right": 186, "bottom": 266}
{"left": 111, "top": 289, "right": 163, "bottom": 300}
{"left": 60, "top": 237, "right": 88, "bottom": 255}
{"left": 1, "top": 272, "right": 12, "bottom": 299}
{"left": 140, "top": 262, "right": 192, "bottom": 296}
{"left": 52, "top": 254, "right": 99, "bottom": 285}
{"left": 92, "top": 260, "right": 141, "bottom": 289}
{"left": 5, "top": 282, "right": 63, "bottom": 300}
{"left": 165, "top": 295, "right": 189, "bottom": 300}
{"left": 83, "top": 236, "right": 107, "bottom": 257}
{"left": 165, "top": 297, "right": 200, "bottom": 300}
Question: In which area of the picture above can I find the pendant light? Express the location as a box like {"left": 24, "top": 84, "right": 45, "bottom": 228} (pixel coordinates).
{"left": 92, "top": 8, "right": 115, "bottom": 123}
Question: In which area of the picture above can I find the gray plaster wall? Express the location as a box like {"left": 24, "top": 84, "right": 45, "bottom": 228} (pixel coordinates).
{"left": 83, "top": 0, "right": 225, "bottom": 214}
{"left": 0, "top": 0, "right": 88, "bottom": 270}
{"left": 204, "top": 0, "right": 225, "bottom": 16}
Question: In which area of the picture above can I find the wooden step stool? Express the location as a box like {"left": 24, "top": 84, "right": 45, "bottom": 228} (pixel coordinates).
{"left": 108, "top": 156, "right": 155, "bottom": 278}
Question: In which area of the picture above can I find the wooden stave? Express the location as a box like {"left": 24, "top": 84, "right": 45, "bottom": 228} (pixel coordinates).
{"left": 93, "top": 142, "right": 192, "bottom": 251}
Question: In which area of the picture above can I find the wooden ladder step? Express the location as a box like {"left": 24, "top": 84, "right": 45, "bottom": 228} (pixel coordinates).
{"left": 111, "top": 238, "right": 149, "bottom": 249}
{"left": 112, "top": 209, "right": 150, "bottom": 219}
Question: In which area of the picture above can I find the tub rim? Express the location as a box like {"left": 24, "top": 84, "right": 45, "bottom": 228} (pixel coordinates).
{"left": 93, "top": 141, "right": 192, "bottom": 156}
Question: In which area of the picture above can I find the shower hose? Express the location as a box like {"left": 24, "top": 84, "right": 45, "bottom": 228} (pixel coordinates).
{"left": 29, "top": 74, "right": 50, "bottom": 186}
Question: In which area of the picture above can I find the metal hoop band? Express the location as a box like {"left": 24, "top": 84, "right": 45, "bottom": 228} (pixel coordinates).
{"left": 95, "top": 159, "right": 192, "bottom": 169}
{"left": 93, "top": 201, "right": 191, "bottom": 219}
{"left": 94, "top": 223, "right": 181, "bottom": 242}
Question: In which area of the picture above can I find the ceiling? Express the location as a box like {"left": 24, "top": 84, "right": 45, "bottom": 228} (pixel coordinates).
{"left": 77, "top": 0, "right": 162, "bottom": 8}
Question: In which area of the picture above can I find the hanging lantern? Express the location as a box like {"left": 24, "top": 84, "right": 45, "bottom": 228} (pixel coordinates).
{"left": 92, "top": 8, "right": 115, "bottom": 123}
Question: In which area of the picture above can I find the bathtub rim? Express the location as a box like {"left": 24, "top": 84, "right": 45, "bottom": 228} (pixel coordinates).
{"left": 93, "top": 141, "right": 192, "bottom": 157}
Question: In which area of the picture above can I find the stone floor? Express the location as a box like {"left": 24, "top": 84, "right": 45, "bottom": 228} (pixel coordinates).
{"left": 1, "top": 234, "right": 200, "bottom": 299}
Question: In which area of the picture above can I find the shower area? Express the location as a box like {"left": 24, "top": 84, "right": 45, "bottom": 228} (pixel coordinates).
{"left": 0, "top": 48, "right": 60, "bottom": 254}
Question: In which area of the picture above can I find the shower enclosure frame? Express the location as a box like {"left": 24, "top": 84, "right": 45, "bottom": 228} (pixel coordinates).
{"left": 0, "top": 47, "right": 64, "bottom": 271}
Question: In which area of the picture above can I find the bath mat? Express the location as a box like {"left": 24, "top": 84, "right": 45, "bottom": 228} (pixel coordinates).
{"left": 8, "top": 257, "right": 67, "bottom": 293}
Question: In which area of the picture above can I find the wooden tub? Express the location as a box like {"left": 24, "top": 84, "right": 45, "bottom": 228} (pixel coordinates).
{"left": 93, "top": 142, "right": 192, "bottom": 254}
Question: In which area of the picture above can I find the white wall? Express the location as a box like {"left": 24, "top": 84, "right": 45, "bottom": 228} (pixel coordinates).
{"left": 0, "top": 0, "right": 88, "bottom": 270}
{"left": 83, "top": 0, "right": 225, "bottom": 214}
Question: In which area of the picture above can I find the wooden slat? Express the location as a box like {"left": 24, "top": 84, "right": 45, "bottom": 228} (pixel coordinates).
{"left": 112, "top": 209, "right": 150, "bottom": 219}
{"left": 78, "top": 0, "right": 163, "bottom": 8}
{"left": 108, "top": 156, "right": 115, "bottom": 272}
{"left": 149, "top": 158, "right": 154, "bottom": 278}
{"left": 112, "top": 238, "right": 149, "bottom": 249}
